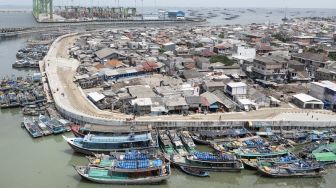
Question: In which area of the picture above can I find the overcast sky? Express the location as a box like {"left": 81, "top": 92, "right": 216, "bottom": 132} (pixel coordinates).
{"left": 1, "top": 0, "right": 336, "bottom": 8}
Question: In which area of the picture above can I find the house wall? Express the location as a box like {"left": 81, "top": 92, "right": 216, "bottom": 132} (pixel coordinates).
{"left": 309, "top": 83, "right": 326, "bottom": 101}
{"left": 236, "top": 46, "right": 256, "bottom": 59}
{"left": 226, "top": 85, "right": 247, "bottom": 96}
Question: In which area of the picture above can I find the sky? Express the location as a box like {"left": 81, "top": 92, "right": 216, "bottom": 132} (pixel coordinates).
{"left": 1, "top": 0, "right": 336, "bottom": 9}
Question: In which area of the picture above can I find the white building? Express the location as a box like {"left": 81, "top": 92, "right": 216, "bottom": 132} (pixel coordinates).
{"left": 87, "top": 92, "right": 105, "bottom": 103}
{"left": 310, "top": 81, "right": 336, "bottom": 103}
{"left": 232, "top": 46, "right": 256, "bottom": 63}
{"left": 226, "top": 82, "right": 248, "bottom": 97}
{"left": 237, "top": 98, "right": 257, "bottom": 111}
{"left": 292, "top": 93, "right": 324, "bottom": 109}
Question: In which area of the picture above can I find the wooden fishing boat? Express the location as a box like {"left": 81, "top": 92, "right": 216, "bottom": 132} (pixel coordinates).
{"left": 63, "top": 132, "right": 158, "bottom": 155}
{"left": 158, "top": 130, "right": 176, "bottom": 156}
{"left": 257, "top": 162, "right": 326, "bottom": 178}
{"left": 22, "top": 117, "right": 43, "bottom": 138}
{"left": 70, "top": 124, "right": 85, "bottom": 137}
{"left": 172, "top": 152, "right": 244, "bottom": 172}
{"left": 179, "top": 131, "right": 196, "bottom": 152}
{"left": 73, "top": 163, "right": 171, "bottom": 184}
{"left": 211, "top": 136, "right": 269, "bottom": 152}
{"left": 87, "top": 150, "right": 163, "bottom": 167}
{"left": 70, "top": 124, "right": 153, "bottom": 138}
{"left": 191, "top": 135, "right": 211, "bottom": 145}
{"left": 39, "top": 115, "right": 65, "bottom": 134}
{"left": 310, "top": 143, "right": 336, "bottom": 166}
{"left": 257, "top": 154, "right": 300, "bottom": 167}
{"left": 192, "top": 128, "right": 251, "bottom": 145}
{"left": 168, "top": 130, "right": 188, "bottom": 156}
{"left": 235, "top": 145, "right": 289, "bottom": 169}
{"left": 35, "top": 118, "right": 52, "bottom": 136}
{"left": 179, "top": 166, "right": 209, "bottom": 177}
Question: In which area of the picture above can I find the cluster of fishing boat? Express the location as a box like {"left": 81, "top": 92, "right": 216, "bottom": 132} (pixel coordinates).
{"left": 13, "top": 43, "right": 49, "bottom": 69}
{"left": 21, "top": 114, "right": 71, "bottom": 138}
{"left": 0, "top": 76, "right": 46, "bottom": 112}
{"left": 64, "top": 124, "right": 172, "bottom": 184}
{"left": 62, "top": 124, "right": 336, "bottom": 184}
{"left": 12, "top": 59, "right": 39, "bottom": 69}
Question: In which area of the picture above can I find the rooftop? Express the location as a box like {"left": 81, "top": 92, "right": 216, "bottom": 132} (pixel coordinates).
{"left": 293, "top": 93, "right": 323, "bottom": 103}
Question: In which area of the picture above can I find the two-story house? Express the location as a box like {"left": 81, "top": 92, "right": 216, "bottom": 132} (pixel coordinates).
{"left": 252, "top": 56, "right": 288, "bottom": 82}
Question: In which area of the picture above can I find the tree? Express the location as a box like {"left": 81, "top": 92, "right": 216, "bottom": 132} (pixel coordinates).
{"left": 272, "top": 32, "right": 289, "bottom": 43}
{"left": 209, "top": 55, "right": 235, "bottom": 66}
{"left": 195, "top": 43, "right": 204, "bottom": 48}
{"left": 329, "top": 53, "right": 336, "bottom": 61}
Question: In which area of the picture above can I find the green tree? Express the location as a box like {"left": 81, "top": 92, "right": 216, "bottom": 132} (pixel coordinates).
{"left": 209, "top": 55, "right": 235, "bottom": 66}
{"left": 329, "top": 53, "right": 336, "bottom": 61}
{"left": 195, "top": 43, "right": 204, "bottom": 48}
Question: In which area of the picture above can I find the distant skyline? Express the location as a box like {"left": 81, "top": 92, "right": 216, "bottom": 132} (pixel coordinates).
{"left": 1, "top": 0, "right": 336, "bottom": 9}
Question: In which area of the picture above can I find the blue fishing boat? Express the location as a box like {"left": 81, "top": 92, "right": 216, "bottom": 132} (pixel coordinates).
{"left": 173, "top": 151, "right": 244, "bottom": 172}
{"left": 39, "top": 114, "right": 65, "bottom": 134}
{"left": 63, "top": 133, "right": 157, "bottom": 155}
{"left": 235, "top": 145, "right": 289, "bottom": 169}
{"left": 74, "top": 150, "right": 171, "bottom": 184}
{"left": 22, "top": 117, "right": 43, "bottom": 138}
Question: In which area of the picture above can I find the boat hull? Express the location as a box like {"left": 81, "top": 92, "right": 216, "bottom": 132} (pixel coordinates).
{"left": 75, "top": 166, "right": 170, "bottom": 184}
{"left": 63, "top": 136, "right": 156, "bottom": 155}
{"left": 70, "top": 125, "right": 85, "bottom": 138}
{"left": 179, "top": 166, "right": 209, "bottom": 177}
{"left": 258, "top": 168, "right": 326, "bottom": 178}
{"left": 174, "top": 162, "right": 243, "bottom": 172}
{"left": 191, "top": 136, "right": 210, "bottom": 145}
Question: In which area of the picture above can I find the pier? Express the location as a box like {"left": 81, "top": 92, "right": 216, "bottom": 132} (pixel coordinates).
{"left": 0, "top": 18, "right": 203, "bottom": 41}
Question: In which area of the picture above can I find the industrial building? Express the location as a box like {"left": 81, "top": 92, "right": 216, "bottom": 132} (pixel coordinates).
{"left": 292, "top": 93, "right": 324, "bottom": 109}
{"left": 310, "top": 81, "right": 336, "bottom": 108}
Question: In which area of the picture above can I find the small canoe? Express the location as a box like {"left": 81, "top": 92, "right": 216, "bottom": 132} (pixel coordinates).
{"left": 179, "top": 166, "right": 209, "bottom": 177}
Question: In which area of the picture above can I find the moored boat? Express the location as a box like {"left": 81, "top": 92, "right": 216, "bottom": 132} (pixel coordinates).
{"left": 179, "top": 131, "right": 196, "bottom": 152}
{"left": 310, "top": 143, "right": 336, "bottom": 166}
{"left": 172, "top": 151, "right": 244, "bottom": 172}
{"left": 235, "top": 145, "right": 288, "bottom": 169}
{"left": 39, "top": 115, "right": 65, "bottom": 134}
{"left": 179, "top": 166, "right": 209, "bottom": 177}
{"left": 74, "top": 164, "right": 171, "bottom": 184}
{"left": 22, "top": 117, "right": 43, "bottom": 138}
{"left": 70, "top": 124, "right": 153, "bottom": 138}
{"left": 168, "top": 130, "right": 188, "bottom": 156}
{"left": 87, "top": 151, "right": 166, "bottom": 171}
{"left": 63, "top": 132, "right": 158, "bottom": 155}
{"left": 34, "top": 118, "right": 52, "bottom": 136}
{"left": 70, "top": 124, "right": 86, "bottom": 137}
{"left": 158, "top": 130, "right": 175, "bottom": 156}
{"left": 192, "top": 128, "right": 250, "bottom": 145}
{"left": 257, "top": 161, "right": 326, "bottom": 178}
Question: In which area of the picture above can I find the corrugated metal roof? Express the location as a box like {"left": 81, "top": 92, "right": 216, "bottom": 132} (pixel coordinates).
{"left": 293, "top": 93, "right": 323, "bottom": 103}
{"left": 88, "top": 92, "right": 105, "bottom": 102}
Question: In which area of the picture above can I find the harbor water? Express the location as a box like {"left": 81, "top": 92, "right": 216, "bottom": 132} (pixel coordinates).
{"left": 1, "top": 8, "right": 336, "bottom": 188}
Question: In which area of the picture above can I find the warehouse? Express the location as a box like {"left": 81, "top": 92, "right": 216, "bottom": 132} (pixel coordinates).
{"left": 292, "top": 93, "right": 324, "bottom": 109}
